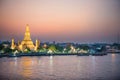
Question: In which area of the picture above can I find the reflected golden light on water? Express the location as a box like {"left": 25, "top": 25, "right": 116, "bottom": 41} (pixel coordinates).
{"left": 49, "top": 56, "right": 53, "bottom": 75}
{"left": 14, "top": 57, "right": 18, "bottom": 66}
{"left": 112, "top": 54, "right": 115, "bottom": 57}
{"left": 111, "top": 54, "right": 116, "bottom": 62}
{"left": 9, "top": 57, "right": 18, "bottom": 67}
{"left": 0, "top": 55, "right": 120, "bottom": 80}
{"left": 50, "top": 56, "right": 53, "bottom": 66}
{"left": 20, "top": 57, "right": 33, "bottom": 78}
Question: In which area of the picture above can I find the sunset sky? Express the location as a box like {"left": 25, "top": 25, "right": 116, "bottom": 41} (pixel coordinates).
{"left": 0, "top": 0, "right": 119, "bottom": 43}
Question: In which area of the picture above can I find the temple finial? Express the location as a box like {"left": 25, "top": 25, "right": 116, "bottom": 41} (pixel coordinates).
{"left": 26, "top": 24, "right": 29, "bottom": 26}
{"left": 26, "top": 24, "right": 30, "bottom": 32}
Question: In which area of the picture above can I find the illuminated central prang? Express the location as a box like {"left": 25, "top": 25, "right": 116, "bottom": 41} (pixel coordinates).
{"left": 19, "top": 24, "right": 35, "bottom": 51}
{"left": 11, "top": 24, "right": 40, "bottom": 52}
{"left": 24, "top": 24, "right": 32, "bottom": 41}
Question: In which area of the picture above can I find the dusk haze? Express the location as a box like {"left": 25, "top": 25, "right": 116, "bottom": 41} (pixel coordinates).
{"left": 0, "top": 0, "right": 119, "bottom": 43}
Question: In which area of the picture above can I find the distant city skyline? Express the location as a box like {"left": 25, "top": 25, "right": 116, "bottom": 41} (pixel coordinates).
{"left": 0, "top": 0, "right": 120, "bottom": 43}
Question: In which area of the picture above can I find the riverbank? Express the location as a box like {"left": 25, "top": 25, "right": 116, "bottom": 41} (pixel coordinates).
{"left": 0, "top": 52, "right": 111, "bottom": 57}
{"left": 0, "top": 53, "right": 78, "bottom": 57}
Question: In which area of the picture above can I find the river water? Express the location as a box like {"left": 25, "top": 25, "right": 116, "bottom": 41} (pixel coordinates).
{"left": 0, "top": 54, "right": 120, "bottom": 80}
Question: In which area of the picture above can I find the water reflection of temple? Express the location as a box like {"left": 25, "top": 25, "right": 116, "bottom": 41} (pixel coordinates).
{"left": 20, "top": 57, "right": 33, "bottom": 77}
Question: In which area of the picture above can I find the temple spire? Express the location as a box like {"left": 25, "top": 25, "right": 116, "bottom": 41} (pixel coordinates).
{"left": 11, "top": 38, "right": 16, "bottom": 50}
{"left": 24, "top": 24, "right": 31, "bottom": 40}
{"left": 26, "top": 24, "right": 30, "bottom": 32}
{"left": 34, "top": 39, "right": 40, "bottom": 51}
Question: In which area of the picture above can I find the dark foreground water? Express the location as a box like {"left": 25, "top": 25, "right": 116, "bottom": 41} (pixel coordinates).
{"left": 0, "top": 54, "right": 120, "bottom": 80}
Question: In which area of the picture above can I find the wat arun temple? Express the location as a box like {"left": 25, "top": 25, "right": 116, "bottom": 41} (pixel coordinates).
{"left": 11, "top": 24, "right": 40, "bottom": 52}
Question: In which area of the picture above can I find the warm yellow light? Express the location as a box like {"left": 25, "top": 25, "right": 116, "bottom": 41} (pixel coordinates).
{"left": 18, "top": 24, "right": 35, "bottom": 51}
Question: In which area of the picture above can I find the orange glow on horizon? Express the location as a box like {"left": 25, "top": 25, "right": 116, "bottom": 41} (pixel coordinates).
{"left": 0, "top": 0, "right": 119, "bottom": 42}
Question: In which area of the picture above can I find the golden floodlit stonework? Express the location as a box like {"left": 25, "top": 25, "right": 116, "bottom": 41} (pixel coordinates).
{"left": 11, "top": 24, "right": 40, "bottom": 52}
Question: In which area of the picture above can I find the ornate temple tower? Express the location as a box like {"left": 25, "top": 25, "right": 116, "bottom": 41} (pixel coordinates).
{"left": 11, "top": 38, "right": 16, "bottom": 50}
{"left": 24, "top": 24, "right": 32, "bottom": 41}
{"left": 34, "top": 39, "right": 40, "bottom": 51}
{"left": 19, "top": 24, "right": 35, "bottom": 51}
